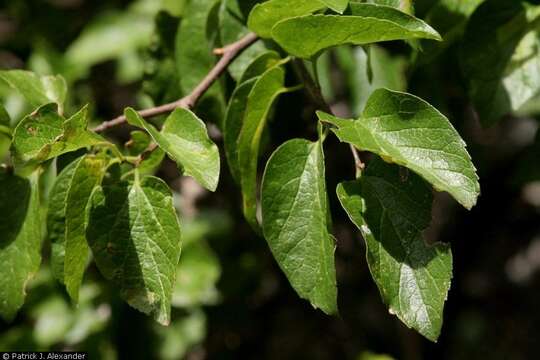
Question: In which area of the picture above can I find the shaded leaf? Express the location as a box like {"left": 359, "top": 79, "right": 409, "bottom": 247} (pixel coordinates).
{"left": 237, "top": 66, "right": 288, "bottom": 230}
{"left": 48, "top": 156, "right": 84, "bottom": 282}
{"left": 63, "top": 155, "right": 109, "bottom": 302}
{"left": 272, "top": 3, "right": 441, "bottom": 59}
{"left": 261, "top": 138, "right": 337, "bottom": 314}
{"left": 87, "top": 175, "right": 182, "bottom": 325}
{"left": 224, "top": 78, "right": 257, "bottom": 183}
{"left": 318, "top": 88, "right": 480, "bottom": 209}
{"left": 337, "top": 158, "right": 452, "bottom": 341}
{"left": 125, "top": 108, "right": 220, "bottom": 191}
{"left": 0, "top": 171, "right": 42, "bottom": 321}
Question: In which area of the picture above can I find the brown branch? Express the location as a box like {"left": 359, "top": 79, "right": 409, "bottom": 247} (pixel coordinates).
{"left": 93, "top": 32, "right": 259, "bottom": 133}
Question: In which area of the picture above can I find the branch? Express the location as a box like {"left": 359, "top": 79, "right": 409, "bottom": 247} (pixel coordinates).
{"left": 93, "top": 32, "right": 259, "bottom": 133}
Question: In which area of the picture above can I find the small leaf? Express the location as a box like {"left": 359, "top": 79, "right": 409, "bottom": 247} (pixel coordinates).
{"left": 0, "top": 70, "right": 67, "bottom": 111}
{"left": 247, "top": 0, "right": 326, "bottom": 38}
{"left": 50, "top": 155, "right": 107, "bottom": 303}
{"left": 318, "top": 88, "right": 480, "bottom": 209}
{"left": 322, "top": 0, "right": 349, "bottom": 14}
{"left": 87, "top": 175, "right": 182, "bottom": 325}
{"left": 271, "top": 3, "right": 441, "bottom": 59}
{"left": 11, "top": 104, "right": 105, "bottom": 164}
{"left": 237, "top": 65, "right": 288, "bottom": 230}
{"left": 261, "top": 138, "right": 337, "bottom": 314}
{"left": 0, "top": 171, "right": 42, "bottom": 321}
{"left": 337, "top": 158, "right": 452, "bottom": 341}
{"left": 125, "top": 108, "right": 220, "bottom": 191}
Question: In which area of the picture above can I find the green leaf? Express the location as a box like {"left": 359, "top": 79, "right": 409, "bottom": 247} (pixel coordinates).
{"left": 366, "top": 0, "right": 413, "bottom": 14}
{"left": 318, "top": 88, "right": 480, "bottom": 209}
{"left": 224, "top": 78, "right": 257, "bottom": 183}
{"left": 271, "top": 3, "right": 441, "bottom": 59}
{"left": 0, "top": 70, "right": 67, "bottom": 111}
{"left": 87, "top": 175, "right": 182, "bottom": 325}
{"left": 462, "top": 1, "right": 540, "bottom": 126}
{"left": 219, "top": 0, "right": 268, "bottom": 81}
{"left": 48, "top": 156, "right": 108, "bottom": 296}
{"left": 48, "top": 157, "right": 84, "bottom": 282}
{"left": 125, "top": 108, "right": 220, "bottom": 191}
{"left": 0, "top": 171, "right": 42, "bottom": 321}
{"left": 11, "top": 104, "right": 105, "bottom": 164}
{"left": 238, "top": 51, "right": 282, "bottom": 84}
{"left": 322, "top": 0, "right": 349, "bottom": 14}
{"left": 261, "top": 138, "right": 337, "bottom": 314}
{"left": 237, "top": 65, "right": 288, "bottom": 230}
{"left": 247, "top": 0, "right": 326, "bottom": 38}
{"left": 337, "top": 158, "right": 452, "bottom": 341}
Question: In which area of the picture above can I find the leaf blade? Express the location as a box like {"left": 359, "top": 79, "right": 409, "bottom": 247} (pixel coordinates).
{"left": 125, "top": 108, "right": 220, "bottom": 191}
{"left": 318, "top": 88, "right": 480, "bottom": 209}
{"left": 87, "top": 176, "right": 182, "bottom": 325}
{"left": 271, "top": 4, "right": 441, "bottom": 59}
{"left": 261, "top": 139, "right": 337, "bottom": 314}
{"left": 337, "top": 158, "right": 452, "bottom": 341}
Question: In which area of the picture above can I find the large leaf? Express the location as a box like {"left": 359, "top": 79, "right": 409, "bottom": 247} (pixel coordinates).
{"left": 125, "top": 108, "right": 220, "bottom": 191}
{"left": 11, "top": 104, "right": 105, "bottom": 164}
{"left": 237, "top": 66, "right": 288, "bottom": 230}
{"left": 56, "top": 155, "right": 107, "bottom": 303}
{"left": 461, "top": 1, "right": 540, "bottom": 126}
{"left": 261, "top": 138, "right": 337, "bottom": 314}
{"left": 247, "top": 0, "right": 326, "bottom": 38}
{"left": 271, "top": 3, "right": 441, "bottom": 59}
{"left": 0, "top": 70, "right": 67, "bottom": 111}
{"left": 318, "top": 88, "right": 480, "bottom": 209}
{"left": 322, "top": 0, "right": 349, "bottom": 14}
{"left": 337, "top": 158, "right": 452, "bottom": 341}
{"left": 0, "top": 171, "right": 42, "bottom": 321}
{"left": 87, "top": 175, "right": 182, "bottom": 325}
